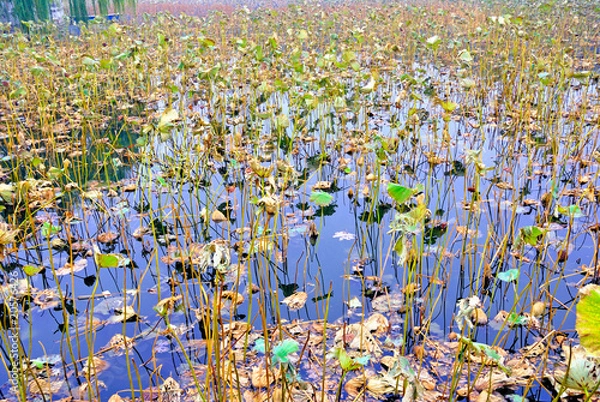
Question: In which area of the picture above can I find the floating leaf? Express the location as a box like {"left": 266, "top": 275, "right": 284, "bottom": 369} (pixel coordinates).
{"left": 95, "top": 253, "right": 128, "bottom": 268}
{"left": 41, "top": 222, "right": 61, "bottom": 238}
{"left": 309, "top": 190, "right": 333, "bottom": 207}
{"left": 107, "top": 305, "right": 138, "bottom": 324}
{"left": 346, "top": 297, "right": 362, "bottom": 309}
{"left": 497, "top": 269, "right": 519, "bottom": 282}
{"left": 557, "top": 204, "right": 585, "bottom": 219}
{"left": 516, "top": 226, "right": 545, "bottom": 247}
{"left": 281, "top": 292, "right": 308, "bottom": 311}
{"left": 23, "top": 265, "right": 43, "bottom": 276}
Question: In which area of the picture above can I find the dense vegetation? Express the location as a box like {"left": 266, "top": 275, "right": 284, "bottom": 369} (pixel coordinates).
{"left": 0, "top": 0, "right": 599, "bottom": 400}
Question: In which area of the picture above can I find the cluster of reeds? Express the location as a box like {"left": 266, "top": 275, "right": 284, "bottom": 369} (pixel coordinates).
{"left": 0, "top": 0, "right": 598, "bottom": 400}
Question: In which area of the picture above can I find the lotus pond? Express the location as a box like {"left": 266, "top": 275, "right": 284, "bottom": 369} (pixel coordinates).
{"left": 0, "top": 1, "right": 600, "bottom": 401}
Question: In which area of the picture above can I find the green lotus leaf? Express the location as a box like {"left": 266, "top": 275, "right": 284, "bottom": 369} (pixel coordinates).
{"left": 310, "top": 191, "right": 333, "bottom": 207}
{"left": 576, "top": 284, "right": 600, "bottom": 356}
{"left": 387, "top": 183, "right": 414, "bottom": 204}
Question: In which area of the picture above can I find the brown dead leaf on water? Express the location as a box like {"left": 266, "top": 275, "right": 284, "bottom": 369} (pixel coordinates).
{"left": 470, "top": 307, "right": 488, "bottom": 326}
{"left": 97, "top": 231, "right": 119, "bottom": 244}
{"left": 371, "top": 292, "right": 405, "bottom": 313}
{"left": 335, "top": 322, "right": 382, "bottom": 354}
{"left": 28, "top": 378, "right": 56, "bottom": 396}
{"left": 345, "top": 375, "right": 367, "bottom": 397}
{"left": 83, "top": 356, "right": 109, "bottom": 377}
{"left": 251, "top": 366, "right": 280, "bottom": 388}
{"left": 281, "top": 291, "right": 308, "bottom": 310}
{"left": 160, "top": 376, "right": 182, "bottom": 401}
{"left": 33, "top": 288, "right": 61, "bottom": 310}
{"left": 220, "top": 290, "right": 245, "bottom": 306}
{"left": 107, "top": 305, "right": 138, "bottom": 324}
{"left": 211, "top": 209, "right": 228, "bottom": 223}
{"left": 364, "top": 312, "right": 390, "bottom": 336}
{"left": 223, "top": 321, "right": 252, "bottom": 339}
{"left": 105, "top": 333, "right": 135, "bottom": 356}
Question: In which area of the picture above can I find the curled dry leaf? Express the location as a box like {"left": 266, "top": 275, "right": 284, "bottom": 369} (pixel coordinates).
{"left": 28, "top": 378, "right": 61, "bottom": 396}
{"left": 380, "top": 355, "right": 397, "bottom": 370}
{"left": 469, "top": 307, "right": 488, "bottom": 326}
{"left": 97, "top": 231, "right": 119, "bottom": 244}
{"left": 371, "top": 292, "right": 405, "bottom": 313}
{"left": 364, "top": 312, "right": 390, "bottom": 336}
{"left": 154, "top": 294, "right": 183, "bottom": 316}
{"left": 531, "top": 301, "right": 546, "bottom": 317}
{"left": 221, "top": 290, "right": 245, "bottom": 306}
{"left": 345, "top": 375, "right": 367, "bottom": 398}
{"left": 312, "top": 181, "right": 331, "bottom": 190}
{"left": 281, "top": 291, "right": 308, "bottom": 310}
{"left": 106, "top": 334, "right": 135, "bottom": 356}
{"left": 223, "top": 321, "right": 252, "bottom": 339}
{"left": 107, "top": 305, "right": 138, "bottom": 324}
{"left": 161, "top": 376, "right": 182, "bottom": 399}
{"left": 133, "top": 226, "right": 150, "bottom": 240}
{"left": 211, "top": 209, "right": 228, "bottom": 223}
{"left": 83, "top": 356, "right": 109, "bottom": 377}
{"left": 366, "top": 377, "right": 395, "bottom": 397}
{"left": 402, "top": 282, "right": 420, "bottom": 295}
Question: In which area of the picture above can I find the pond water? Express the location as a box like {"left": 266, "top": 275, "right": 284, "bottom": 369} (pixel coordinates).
{"left": 0, "top": 25, "right": 599, "bottom": 402}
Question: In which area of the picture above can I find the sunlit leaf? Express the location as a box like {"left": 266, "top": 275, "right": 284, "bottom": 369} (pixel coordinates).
{"left": 82, "top": 56, "right": 99, "bottom": 67}
{"left": 333, "top": 347, "right": 369, "bottom": 371}
{"left": 557, "top": 204, "right": 585, "bottom": 219}
{"left": 576, "top": 284, "right": 600, "bottom": 356}
{"left": 23, "top": 265, "right": 43, "bottom": 276}
{"left": 95, "top": 253, "right": 128, "bottom": 268}
{"left": 425, "top": 35, "right": 442, "bottom": 51}
{"left": 281, "top": 292, "right": 308, "bottom": 311}
{"left": 309, "top": 191, "right": 333, "bottom": 207}
{"left": 458, "top": 49, "right": 473, "bottom": 63}
{"left": 394, "top": 235, "right": 409, "bottom": 264}
{"left": 387, "top": 183, "right": 414, "bottom": 204}
{"left": 497, "top": 269, "right": 519, "bottom": 282}
{"left": 516, "top": 226, "right": 546, "bottom": 247}
{"left": 41, "top": 222, "right": 61, "bottom": 238}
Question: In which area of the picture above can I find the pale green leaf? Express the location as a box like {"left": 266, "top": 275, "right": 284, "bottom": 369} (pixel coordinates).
{"left": 310, "top": 191, "right": 333, "bottom": 207}
{"left": 497, "top": 269, "right": 519, "bottom": 282}
{"left": 576, "top": 284, "right": 600, "bottom": 356}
